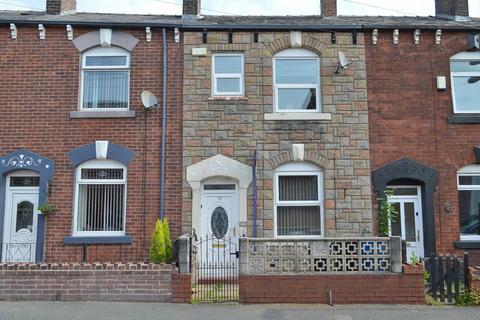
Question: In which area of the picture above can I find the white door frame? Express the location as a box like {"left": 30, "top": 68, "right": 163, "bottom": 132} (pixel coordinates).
{"left": 2, "top": 170, "right": 40, "bottom": 263}
{"left": 200, "top": 178, "right": 239, "bottom": 238}
{"left": 186, "top": 154, "right": 252, "bottom": 238}
{"left": 387, "top": 185, "right": 424, "bottom": 261}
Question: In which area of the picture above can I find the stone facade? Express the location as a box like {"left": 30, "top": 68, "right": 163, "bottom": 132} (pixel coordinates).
{"left": 182, "top": 31, "right": 372, "bottom": 237}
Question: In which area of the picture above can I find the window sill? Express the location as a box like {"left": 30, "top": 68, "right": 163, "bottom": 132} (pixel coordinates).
{"left": 208, "top": 96, "right": 248, "bottom": 101}
{"left": 64, "top": 235, "right": 132, "bottom": 245}
{"left": 454, "top": 240, "right": 480, "bottom": 249}
{"left": 447, "top": 114, "right": 480, "bottom": 124}
{"left": 264, "top": 112, "right": 332, "bottom": 121}
{"left": 70, "top": 110, "right": 136, "bottom": 119}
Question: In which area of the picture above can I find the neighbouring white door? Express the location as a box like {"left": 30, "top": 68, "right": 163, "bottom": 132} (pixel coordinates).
{"left": 198, "top": 182, "right": 239, "bottom": 269}
{"left": 2, "top": 172, "right": 39, "bottom": 263}
{"left": 387, "top": 186, "right": 424, "bottom": 263}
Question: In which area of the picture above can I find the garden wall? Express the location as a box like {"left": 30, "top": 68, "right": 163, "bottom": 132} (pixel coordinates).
{"left": 239, "top": 264, "right": 424, "bottom": 304}
{"left": 0, "top": 263, "right": 174, "bottom": 302}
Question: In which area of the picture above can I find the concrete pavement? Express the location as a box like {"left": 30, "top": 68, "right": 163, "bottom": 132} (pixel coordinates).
{"left": 0, "top": 302, "right": 479, "bottom": 320}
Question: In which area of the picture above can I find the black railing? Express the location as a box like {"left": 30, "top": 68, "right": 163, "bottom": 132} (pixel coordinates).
{"left": 425, "top": 252, "right": 469, "bottom": 304}
{"left": 191, "top": 235, "right": 239, "bottom": 303}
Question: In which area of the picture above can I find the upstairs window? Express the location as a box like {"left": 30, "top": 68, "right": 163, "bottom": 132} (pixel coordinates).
{"left": 212, "top": 53, "right": 244, "bottom": 96}
{"left": 74, "top": 160, "right": 127, "bottom": 236}
{"left": 450, "top": 52, "right": 480, "bottom": 113}
{"left": 457, "top": 165, "right": 480, "bottom": 240}
{"left": 274, "top": 162, "right": 323, "bottom": 237}
{"left": 81, "top": 47, "right": 130, "bottom": 110}
{"left": 274, "top": 49, "right": 320, "bottom": 112}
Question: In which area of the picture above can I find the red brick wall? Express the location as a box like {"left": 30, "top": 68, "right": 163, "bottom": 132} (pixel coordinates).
{"left": 0, "top": 25, "right": 183, "bottom": 262}
{"left": 172, "top": 272, "right": 191, "bottom": 303}
{"left": 366, "top": 29, "right": 480, "bottom": 261}
{"left": 0, "top": 263, "right": 173, "bottom": 302}
{"left": 239, "top": 267, "right": 424, "bottom": 304}
{"left": 321, "top": 0, "right": 337, "bottom": 16}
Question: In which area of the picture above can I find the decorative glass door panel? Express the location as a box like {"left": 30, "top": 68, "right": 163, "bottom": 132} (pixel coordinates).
{"left": 199, "top": 184, "right": 239, "bottom": 276}
{"left": 2, "top": 174, "right": 39, "bottom": 263}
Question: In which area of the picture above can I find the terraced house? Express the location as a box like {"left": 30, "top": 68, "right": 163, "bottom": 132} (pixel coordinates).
{"left": 0, "top": 0, "right": 184, "bottom": 264}
{"left": 0, "top": 0, "right": 479, "bottom": 305}
{"left": 180, "top": 0, "right": 415, "bottom": 304}
{"left": 181, "top": 4, "right": 373, "bottom": 244}
{"left": 366, "top": 0, "right": 480, "bottom": 265}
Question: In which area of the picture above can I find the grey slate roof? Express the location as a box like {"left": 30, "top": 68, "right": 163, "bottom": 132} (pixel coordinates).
{"left": 0, "top": 10, "right": 479, "bottom": 30}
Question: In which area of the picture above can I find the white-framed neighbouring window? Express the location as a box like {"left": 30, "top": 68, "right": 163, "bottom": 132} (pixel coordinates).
{"left": 273, "top": 49, "right": 320, "bottom": 112}
{"left": 274, "top": 162, "right": 323, "bottom": 238}
{"left": 73, "top": 159, "right": 127, "bottom": 236}
{"left": 212, "top": 53, "right": 244, "bottom": 96}
{"left": 450, "top": 51, "right": 480, "bottom": 113}
{"left": 457, "top": 165, "right": 480, "bottom": 240}
{"left": 80, "top": 46, "right": 130, "bottom": 110}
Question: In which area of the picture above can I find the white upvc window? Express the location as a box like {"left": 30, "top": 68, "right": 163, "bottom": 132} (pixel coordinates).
{"left": 80, "top": 46, "right": 130, "bottom": 110}
{"left": 274, "top": 162, "right": 323, "bottom": 238}
{"left": 73, "top": 159, "right": 127, "bottom": 236}
{"left": 457, "top": 165, "right": 480, "bottom": 240}
{"left": 273, "top": 49, "right": 320, "bottom": 112}
{"left": 450, "top": 52, "right": 480, "bottom": 113}
{"left": 212, "top": 53, "right": 244, "bottom": 96}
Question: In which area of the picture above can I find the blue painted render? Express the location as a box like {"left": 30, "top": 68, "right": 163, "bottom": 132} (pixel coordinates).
{"left": 67, "top": 142, "right": 136, "bottom": 167}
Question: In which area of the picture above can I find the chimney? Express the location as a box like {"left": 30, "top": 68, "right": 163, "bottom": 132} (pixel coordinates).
{"left": 435, "top": 0, "right": 469, "bottom": 21}
{"left": 321, "top": 0, "right": 337, "bottom": 17}
{"left": 46, "top": 0, "right": 76, "bottom": 15}
{"left": 183, "top": 0, "right": 201, "bottom": 17}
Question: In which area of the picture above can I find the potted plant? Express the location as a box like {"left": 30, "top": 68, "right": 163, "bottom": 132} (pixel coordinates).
{"left": 38, "top": 202, "right": 57, "bottom": 216}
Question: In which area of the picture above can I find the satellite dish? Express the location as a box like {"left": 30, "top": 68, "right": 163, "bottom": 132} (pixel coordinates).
{"left": 338, "top": 51, "right": 349, "bottom": 68}
{"left": 141, "top": 91, "right": 158, "bottom": 109}
{"left": 335, "top": 51, "right": 353, "bottom": 73}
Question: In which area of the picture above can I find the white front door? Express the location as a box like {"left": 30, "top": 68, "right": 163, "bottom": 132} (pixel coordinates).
{"left": 199, "top": 182, "right": 239, "bottom": 266}
{"left": 2, "top": 172, "right": 39, "bottom": 262}
{"left": 388, "top": 186, "right": 424, "bottom": 262}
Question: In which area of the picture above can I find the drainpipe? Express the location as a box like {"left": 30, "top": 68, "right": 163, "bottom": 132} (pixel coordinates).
{"left": 253, "top": 149, "right": 257, "bottom": 238}
{"left": 160, "top": 28, "right": 167, "bottom": 219}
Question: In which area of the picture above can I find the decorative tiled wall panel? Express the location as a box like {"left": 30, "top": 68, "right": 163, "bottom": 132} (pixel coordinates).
{"left": 246, "top": 238, "right": 392, "bottom": 274}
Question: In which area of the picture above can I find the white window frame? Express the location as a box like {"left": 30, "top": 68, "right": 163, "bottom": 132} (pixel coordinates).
{"left": 273, "top": 162, "right": 324, "bottom": 239}
{"left": 80, "top": 46, "right": 131, "bottom": 111}
{"left": 212, "top": 53, "right": 244, "bottom": 97}
{"left": 457, "top": 165, "right": 480, "bottom": 240}
{"left": 450, "top": 52, "right": 480, "bottom": 114}
{"left": 273, "top": 49, "right": 321, "bottom": 113}
{"left": 73, "top": 159, "right": 127, "bottom": 237}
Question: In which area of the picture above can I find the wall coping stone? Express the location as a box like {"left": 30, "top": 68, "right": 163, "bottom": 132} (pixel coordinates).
{"left": 0, "top": 262, "right": 174, "bottom": 271}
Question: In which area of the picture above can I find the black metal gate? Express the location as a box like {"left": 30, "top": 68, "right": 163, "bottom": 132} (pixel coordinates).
{"left": 425, "top": 253, "right": 470, "bottom": 304}
{"left": 191, "top": 235, "right": 239, "bottom": 303}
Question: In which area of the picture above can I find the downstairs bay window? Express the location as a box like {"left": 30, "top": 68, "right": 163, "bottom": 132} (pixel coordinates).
{"left": 274, "top": 162, "right": 323, "bottom": 237}
{"left": 73, "top": 159, "right": 126, "bottom": 236}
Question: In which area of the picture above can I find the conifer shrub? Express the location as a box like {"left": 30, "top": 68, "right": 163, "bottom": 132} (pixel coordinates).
{"left": 163, "top": 217, "right": 173, "bottom": 263}
{"left": 150, "top": 219, "right": 166, "bottom": 263}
